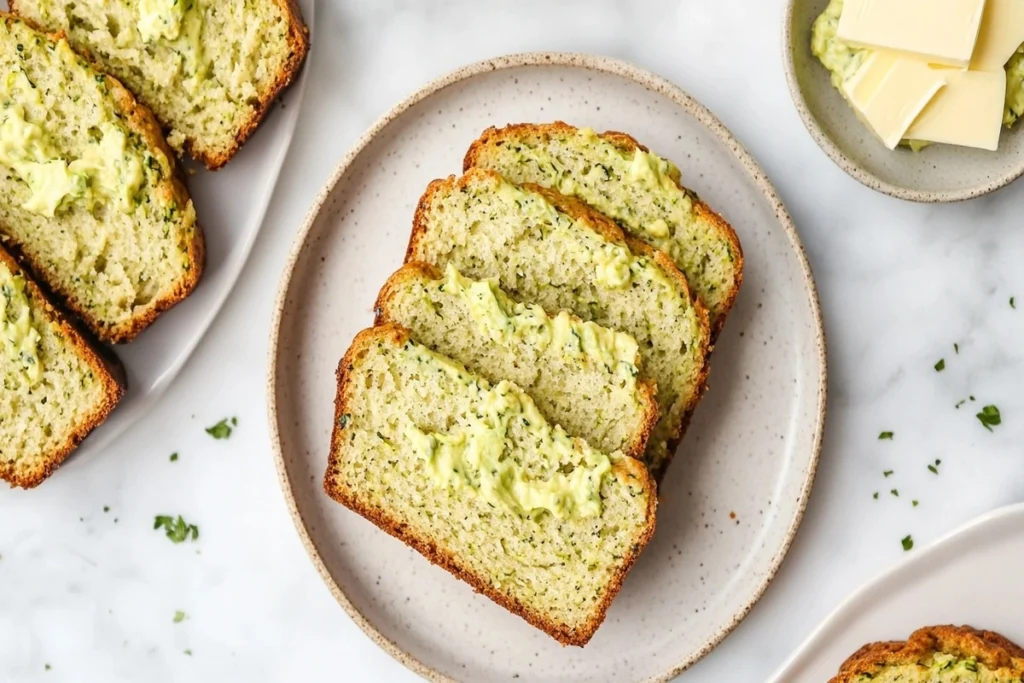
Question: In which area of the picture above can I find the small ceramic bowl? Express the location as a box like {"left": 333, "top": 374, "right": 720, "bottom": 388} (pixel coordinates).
{"left": 783, "top": 0, "right": 1024, "bottom": 202}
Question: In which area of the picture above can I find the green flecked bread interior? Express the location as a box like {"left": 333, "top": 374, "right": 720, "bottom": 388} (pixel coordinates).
{"left": 0, "top": 14, "right": 203, "bottom": 343}
{"left": 326, "top": 325, "right": 656, "bottom": 646}
{"left": 375, "top": 262, "right": 659, "bottom": 460}
{"left": 831, "top": 625, "right": 1024, "bottom": 683}
{"left": 0, "top": 245, "right": 123, "bottom": 489}
{"left": 11, "top": 0, "right": 310, "bottom": 168}
{"left": 464, "top": 122, "right": 743, "bottom": 336}
{"left": 407, "top": 169, "right": 710, "bottom": 479}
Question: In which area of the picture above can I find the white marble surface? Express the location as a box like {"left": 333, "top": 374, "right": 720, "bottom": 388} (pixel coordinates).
{"left": 1, "top": 1, "right": 1022, "bottom": 681}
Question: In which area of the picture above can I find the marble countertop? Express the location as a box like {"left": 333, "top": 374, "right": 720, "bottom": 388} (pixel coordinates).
{"left": 2, "top": 0, "right": 1023, "bottom": 681}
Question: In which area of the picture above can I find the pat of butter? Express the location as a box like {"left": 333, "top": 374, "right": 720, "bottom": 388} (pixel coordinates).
{"left": 837, "top": 0, "right": 987, "bottom": 67}
{"left": 843, "top": 53, "right": 946, "bottom": 149}
{"left": 905, "top": 69, "right": 1007, "bottom": 150}
{"left": 971, "top": 0, "right": 1024, "bottom": 71}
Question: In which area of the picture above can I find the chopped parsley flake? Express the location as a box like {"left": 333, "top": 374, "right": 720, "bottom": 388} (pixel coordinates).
{"left": 954, "top": 343, "right": 959, "bottom": 354}
{"left": 170, "top": 452, "right": 178, "bottom": 462}
{"left": 934, "top": 358, "right": 945, "bottom": 372}
{"left": 976, "top": 405, "right": 1001, "bottom": 432}
{"left": 928, "top": 464, "right": 939, "bottom": 475}
{"left": 890, "top": 489, "right": 899, "bottom": 497}
{"left": 883, "top": 470, "right": 894, "bottom": 477}
{"left": 879, "top": 431, "right": 894, "bottom": 440}
{"left": 103, "top": 506, "right": 109, "bottom": 513}
{"left": 184, "top": 649, "right": 193, "bottom": 656}
{"left": 174, "top": 611, "right": 186, "bottom": 623}
{"left": 912, "top": 500, "right": 919, "bottom": 507}
{"left": 873, "top": 492, "right": 879, "bottom": 500}
{"left": 205, "top": 418, "right": 235, "bottom": 440}
{"left": 955, "top": 399, "right": 966, "bottom": 409}
{"left": 901, "top": 535, "right": 914, "bottom": 551}
{"left": 154, "top": 515, "right": 199, "bottom": 543}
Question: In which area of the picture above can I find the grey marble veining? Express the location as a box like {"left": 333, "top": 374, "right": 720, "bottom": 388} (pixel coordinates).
{"left": 0, "top": 0, "right": 1022, "bottom": 681}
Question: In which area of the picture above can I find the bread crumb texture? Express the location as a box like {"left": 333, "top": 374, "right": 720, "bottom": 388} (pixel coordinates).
{"left": 12, "top": 0, "right": 309, "bottom": 167}
{"left": 466, "top": 122, "right": 742, "bottom": 333}
{"left": 0, "top": 248, "right": 122, "bottom": 488}
{"left": 326, "top": 326, "right": 655, "bottom": 645}
{"left": 376, "top": 262, "right": 658, "bottom": 459}
{"left": 408, "top": 169, "right": 709, "bottom": 477}
{"left": 0, "top": 15, "right": 201, "bottom": 342}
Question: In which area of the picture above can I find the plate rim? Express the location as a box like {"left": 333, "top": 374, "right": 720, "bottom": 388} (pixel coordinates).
{"left": 781, "top": 0, "right": 1024, "bottom": 204}
{"left": 267, "top": 50, "right": 828, "bottom": 683}
{"left": 766, "top": 502, "right": 1024, "bottom": 682}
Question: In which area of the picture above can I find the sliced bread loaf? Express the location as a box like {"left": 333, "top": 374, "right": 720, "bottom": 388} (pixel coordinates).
{"left": 375, "top": 261, "right": 658, "bottom": 460}
{"left": 831, "top": 625, "right": 1024, "bottom": 683}
{"left": 0, "top": 244, "right": 124, "bottom": 488}
{"left": 11, "top": 0, "right": 310, "bottom": 169}
{"left": 406, "top": 169, "right": 710, "bottom": 480}
{"left": 0, "top": 15, "right": 203, "bottom": 343}
{"left": 464, "top": 122, "right": 743, "bottom": 337}
{"left": 326, "top": 324, "right": 656, "bottom": 646}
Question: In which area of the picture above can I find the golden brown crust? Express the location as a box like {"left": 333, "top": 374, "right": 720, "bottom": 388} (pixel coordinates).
{"left": 373, "top": 261, "right": 660, "bottom": 462}
{"left": 831, "top": 625, "right": 1024, "bottom": 683}
{"left": 0, "top": 245, "right": 125, "bottom": 489}
{"left": 186, "top": 0, "right": 310, "bottom": 169}
{"left": 0, "top": 14, "right": 205, "bottom": 344}
{"left": 325, "top": 323, "right": 657, "bottom": 646}
{"left": 463, "top": 121, "right": 744, "bottom": 341}
{"left": 406, "top": 170, "right": 711, "bottom": 480}
{"left": 7, "top": 2, "right": 310, "bottom": 170}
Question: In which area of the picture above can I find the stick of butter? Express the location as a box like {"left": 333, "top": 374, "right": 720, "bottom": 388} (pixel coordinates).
{"left": 971, "top": 0, "right": 1024, "bottom": 71}
{"left": 837, "top": 0, "right": 988, "bottom": 68}
{"left": 905, "top": 69, "right": 1007, "bottom": 150}
{"left": 843, "top": 53, "right": 947, "bottom": 149}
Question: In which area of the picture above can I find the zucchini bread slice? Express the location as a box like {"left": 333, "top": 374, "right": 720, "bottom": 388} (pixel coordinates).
{"left": 375, "top": 261, "right": 659, "bottom": 460}
{"left": 831, "top": 625, "right": 1024, "bottom": 683}
{"left": 0, "top": 15, "right": 204, "bottom": 343}
{"left": 406, "top": 169, "right": 710, "bottom": 480}
{"left": 465, "top": 122, "right": 743, "bottom": 337}
{"left": 11, "top": 0, "right": 310, "bottom": 169}
{"left": 0, "top": 244, "right": 124, "bottom": 489}
{"left": 326, "top": 324, "right": 656, "bottom": 646}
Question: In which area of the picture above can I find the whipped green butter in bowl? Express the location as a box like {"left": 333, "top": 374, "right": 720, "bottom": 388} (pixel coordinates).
{"left": 785, "top": 0, "right": 1024, "bottom": 201}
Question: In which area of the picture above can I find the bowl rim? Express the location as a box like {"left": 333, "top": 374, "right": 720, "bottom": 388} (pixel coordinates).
{"left": 267, "top": 50, "right": 828, "bottom": 683}
{"left": 781, "top": 0, "right": 1024, "bottom": 203}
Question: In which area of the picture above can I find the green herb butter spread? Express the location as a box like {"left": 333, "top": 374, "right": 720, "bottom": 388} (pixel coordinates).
{"left": 812, "top": 0, "right": 1024, "bottom": 130}
{"left": 442, "top": 264, "right": 640, "bottom": 372}
{"left": 0, "top": 68, "right": 144, "bottom": 216}
{"left": 402, "top": 344, "right": 612, "bottom": 520}
{"left": 138, "top": 0, "right": 188, "bottom": 42}
{"left": 0, "top": 263, "right": 42, "bottom": 386}
{"left": 860, "top": 654, "right": 1022, "bottom": 683}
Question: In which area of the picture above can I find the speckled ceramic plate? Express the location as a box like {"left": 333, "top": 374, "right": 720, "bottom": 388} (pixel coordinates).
{"left": 784, "top": 0, "right": 1024, "bottom": 202}
{"left": 269, "top": 53, "right": 826, "bottom": 682}
{"left": 769, "top": 503, "right": 1024, "bottom": 682}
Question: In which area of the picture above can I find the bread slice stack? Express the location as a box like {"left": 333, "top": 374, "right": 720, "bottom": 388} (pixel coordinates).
{"left": 327, "top": 121, "right": 742, "bottom": 644}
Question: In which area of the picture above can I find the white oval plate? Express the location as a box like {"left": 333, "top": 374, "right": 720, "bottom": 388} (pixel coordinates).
{"left": 270, "top": 53, "right": 826, "bottom": 682}
{"left": 769, "top": 503, "right": 1024, "bottom": 682}
{"left": 0, "top": 0, "right": 314, "bottom": 466}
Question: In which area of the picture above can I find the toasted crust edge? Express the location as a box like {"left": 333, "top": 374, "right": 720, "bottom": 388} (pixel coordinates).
{"left": 407, "top": 170, "right": 712, "bottom": 478}
{"left": 373, "top": 261, "right": 660, "bottom": 462}
{"left": 463, "top": 121, "right": 744, "bottom": 340}
{"left": 7, "top": 1, "right": 310, "bottom": 170}
{"left": 325, "top": 323, "right": 658, "bottom": 646}
{"left": 0, "top": 14, "right": 205, "bottom": 344}
{"left": 0, "top": 245, "right": 125, "bottom": 489}
{"left": 183, "top": 0, "right": 310, "bottom": 169}
{"left": 830, "top": 625, "right": 1024, "bottom": 683}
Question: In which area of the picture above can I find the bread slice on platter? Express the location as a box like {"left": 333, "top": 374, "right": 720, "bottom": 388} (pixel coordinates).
{"left": 406, "top": 169, "right": 710, "bottom": 480}
{"left": 0, "top": 14, "right": 204, "bottom": 343}
{"left": 10, "top": 0, "right": 310, "bottom": 169}
{"left": 325, "top": 324, "right": 656, "bottom": 646}
{"left": 831, "top": 625, "right": 1024, "bottom": 683}
{"left": 375, "top": 262, "right": 659, "bottom": 460}
{"left": 465, "top": 121, "right": 743, "bottom": 338}
{"left": 0, "top": 245, "right": 124, "bottom": 489}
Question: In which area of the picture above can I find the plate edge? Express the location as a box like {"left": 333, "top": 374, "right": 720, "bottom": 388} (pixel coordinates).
{"left": 266, "top": 50, "right": 829, "bottom": 683}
